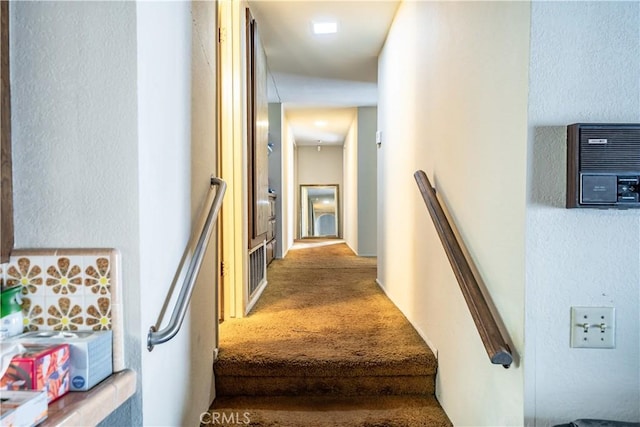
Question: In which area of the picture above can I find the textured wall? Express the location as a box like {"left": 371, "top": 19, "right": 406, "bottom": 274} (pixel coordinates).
{"left": 10, "top": 2, "right": 142, "bottom": 424}
{"left": 137, "top": 1, "right": 219, "bottom": 425}
{"left": 378, "top": 2, "right": 530, "bottom": 425}
{"left": 11, "top": 1, "right": 221, "bottom": 425}
{"left": 525, "top": 2, "right": 640, "bottom": 425}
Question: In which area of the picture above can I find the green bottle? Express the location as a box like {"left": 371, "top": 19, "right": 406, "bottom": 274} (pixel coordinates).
{"left": 1, "top": 285, "right": 24, "bottom": 338}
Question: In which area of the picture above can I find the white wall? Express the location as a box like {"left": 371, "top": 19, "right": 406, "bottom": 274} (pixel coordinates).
{"left": 10, "top": 2, "right": 142, "bottom": 424}
{"left": 343, "top": 118, "right": 358, "bottom": 252}
{"left": 11, "top": 2, "right": 220, "bottom": 425}
{"left": 137, "top": 1, "right": 219, "bottom": 426}
{"left": 281, "top": 117, "right": 296, "bottom": 256}
{"left": 525, "top": 2, "right": 640, "bottom": 426}
{"left": 357, "top": 107, "right": 377, "bottom": 256}
{"left": 297, "top": 145, "right": 344, "bottom": 187}
{"left": 343, "top": 107, "right": 378, "bottom": 256}
{"left": 297, "top": 145, "right": 344, "bottom": 238}
{"left": 378, "top": 2, "right": 530, "bottom": 426}
{"left": 268, "top": 103, "right": 284, "bottom": 258}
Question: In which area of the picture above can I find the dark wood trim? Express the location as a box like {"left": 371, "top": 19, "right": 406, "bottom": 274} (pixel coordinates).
{"left": 1, "top": 0, "right": 14, "bottom": 264}
{"left": 566, "top": 124, "right": 580, "bottom": 208}
{"left": 246, "top": 8, "right": 256, "bottom": 249}
{"left": 414, "top": 170, "right": 513, "bottom": 368}
{"left": 246, "top": 9, "right": 267, "bottom": 249}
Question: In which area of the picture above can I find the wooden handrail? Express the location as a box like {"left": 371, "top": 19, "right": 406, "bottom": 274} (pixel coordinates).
{"left": 414, "top": 170, "right": 513, "bottom": 368}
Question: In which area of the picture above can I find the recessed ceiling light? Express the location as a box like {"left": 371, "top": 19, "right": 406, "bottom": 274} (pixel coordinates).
{"left": 314, "top": 120, "right": 327, "bottom": 127}
{"left": 313, "top": 22, "right": 337, "bottom": 35}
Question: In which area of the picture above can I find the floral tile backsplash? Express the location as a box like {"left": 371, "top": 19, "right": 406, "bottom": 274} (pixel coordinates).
{"left": 1, "top": 249, "right": 124, "bottom": 371}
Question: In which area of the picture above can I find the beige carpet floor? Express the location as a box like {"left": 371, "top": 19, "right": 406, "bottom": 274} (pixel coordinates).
{"left": 211, "top": 240, "right": 451, "bottom": 426}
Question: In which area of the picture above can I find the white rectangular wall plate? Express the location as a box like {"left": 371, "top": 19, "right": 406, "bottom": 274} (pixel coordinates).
{"left": 570, "top": 306, "right": 615, "bottom": 349}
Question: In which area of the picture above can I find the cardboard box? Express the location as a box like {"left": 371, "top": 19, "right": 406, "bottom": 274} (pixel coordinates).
{"left": 11, "top": 331, "right": 113, "bottom": 391}
{"left": 0, "top": 390, "right": 48, "bottom": 427}
{"left": 0, "top": 344, "right": 70, "bottom": 403}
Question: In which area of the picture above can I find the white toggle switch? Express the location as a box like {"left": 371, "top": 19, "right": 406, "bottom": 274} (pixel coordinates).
{"left": 570, "top": 307, "right": 615, "bottom": 349}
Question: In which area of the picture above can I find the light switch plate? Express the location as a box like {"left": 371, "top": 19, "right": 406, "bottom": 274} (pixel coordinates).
{"left": 570, "top": 306, "right": 615, "bottom": 349}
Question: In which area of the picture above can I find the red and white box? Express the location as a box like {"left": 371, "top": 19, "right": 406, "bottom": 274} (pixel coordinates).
{"left": 0, "top": 343, "right": 70, "bottom": 403}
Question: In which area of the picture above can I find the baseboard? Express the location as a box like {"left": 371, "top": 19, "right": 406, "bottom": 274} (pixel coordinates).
{"left": 375, "top": 278, "right": 438, "bottom": 360}
{"left": 345, "top": 241, "right": 357, "bottom": 255}
{"left": 345, "top": 242, "right": 376, "bottom": 258}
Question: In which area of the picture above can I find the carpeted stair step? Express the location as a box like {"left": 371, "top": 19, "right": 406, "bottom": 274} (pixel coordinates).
{"left": 214, "top": 354, "right": 437, "bottom": 378}
{"left": 214, "top": 355, "right": 437, "bottom": 396}
{"left": 207, "top": 395, "right": 452, "bottom": 427}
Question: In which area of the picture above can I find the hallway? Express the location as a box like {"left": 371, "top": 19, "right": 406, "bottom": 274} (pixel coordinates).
{"left": 3, "top": 1, "right": 638, "bottom": 425}
{"left": 210, "top": 240, "right": 451, "bottom": 426}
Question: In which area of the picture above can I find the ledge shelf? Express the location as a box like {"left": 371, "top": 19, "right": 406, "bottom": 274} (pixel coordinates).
{"left": 42, "top": 369, "right": 136, "bottom": 427}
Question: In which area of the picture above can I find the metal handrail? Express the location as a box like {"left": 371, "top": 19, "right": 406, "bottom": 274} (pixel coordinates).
{"left": 147, "top": 176, "right": 226, "bottom": 351}
{"left": 414, "top": 170, "right": 513, "bottom": 368}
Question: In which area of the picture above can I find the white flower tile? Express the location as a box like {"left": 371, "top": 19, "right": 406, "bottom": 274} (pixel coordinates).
{"left": 43, "top": 255, "right": 85, "bottom": 297}
{"left": 84, "top": 294, "right": 112, "bottom": 331}
{"left": 21, "top": 296, "right": 46, "bottom": 332}
{"left": 11, "top": 248, "right": 122, "bottom": 372}
{"left": 43, "top": 295, "right": 86, "bottom": 332}
{"left": 6, "top": 255, "right": 46, "bottom": 297}
{"left": 83, "top": 255, "right": 112, "bottom": 297}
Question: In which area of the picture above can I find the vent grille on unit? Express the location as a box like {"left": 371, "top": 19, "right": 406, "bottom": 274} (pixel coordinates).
{"left": 580, "top": 129, "right": 640, "bottom": 172}
{"left": 248, "top": 244, "right": 266, "bottom": 297}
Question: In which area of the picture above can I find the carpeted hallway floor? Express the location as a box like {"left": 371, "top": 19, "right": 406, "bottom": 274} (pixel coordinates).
{"left": 210, "top": 240, "right": 451, "bottom": 426}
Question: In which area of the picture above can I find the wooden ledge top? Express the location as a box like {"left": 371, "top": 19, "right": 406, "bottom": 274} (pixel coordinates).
{"left": 42, "top": 369, "right": 136, "bottom": 427}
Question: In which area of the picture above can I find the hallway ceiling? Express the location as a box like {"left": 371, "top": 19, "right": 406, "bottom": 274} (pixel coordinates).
{"left": 247, "top": 0, "right": 400, "bottom": 146}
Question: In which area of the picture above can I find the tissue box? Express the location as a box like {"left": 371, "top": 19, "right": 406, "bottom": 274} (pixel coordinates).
{"left": 0, "top": 390, "right": 48, "bottom": 427}
{"left": 0, "top": 344, "right": 70, "bottom": 403}
{"left": 11, "top": 331, "right": 113, "bottom": 391}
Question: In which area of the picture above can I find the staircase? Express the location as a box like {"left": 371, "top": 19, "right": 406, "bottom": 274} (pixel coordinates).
{"left": 209, "top": 242, "right": 451, "bottom": 426}
{"left": 211, "top": 358, "right": 449, "bottom": 427}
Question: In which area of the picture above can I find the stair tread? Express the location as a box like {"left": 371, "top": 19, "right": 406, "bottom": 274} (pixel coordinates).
{"left": 208, "top": 395, "right": 452, "bottom": 427}
{"left": 214, "top": 353, "right": 437, "bottom": 377}
{"left": 215, "top": 374, "right": 434, "bottom": 397}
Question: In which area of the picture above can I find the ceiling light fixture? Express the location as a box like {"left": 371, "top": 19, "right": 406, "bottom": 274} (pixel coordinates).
{"left": 314, "top": 120, "right": 327, "bottom": 127}
{"left": 313, "top": 22, "right": 337, "bottom": 35}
